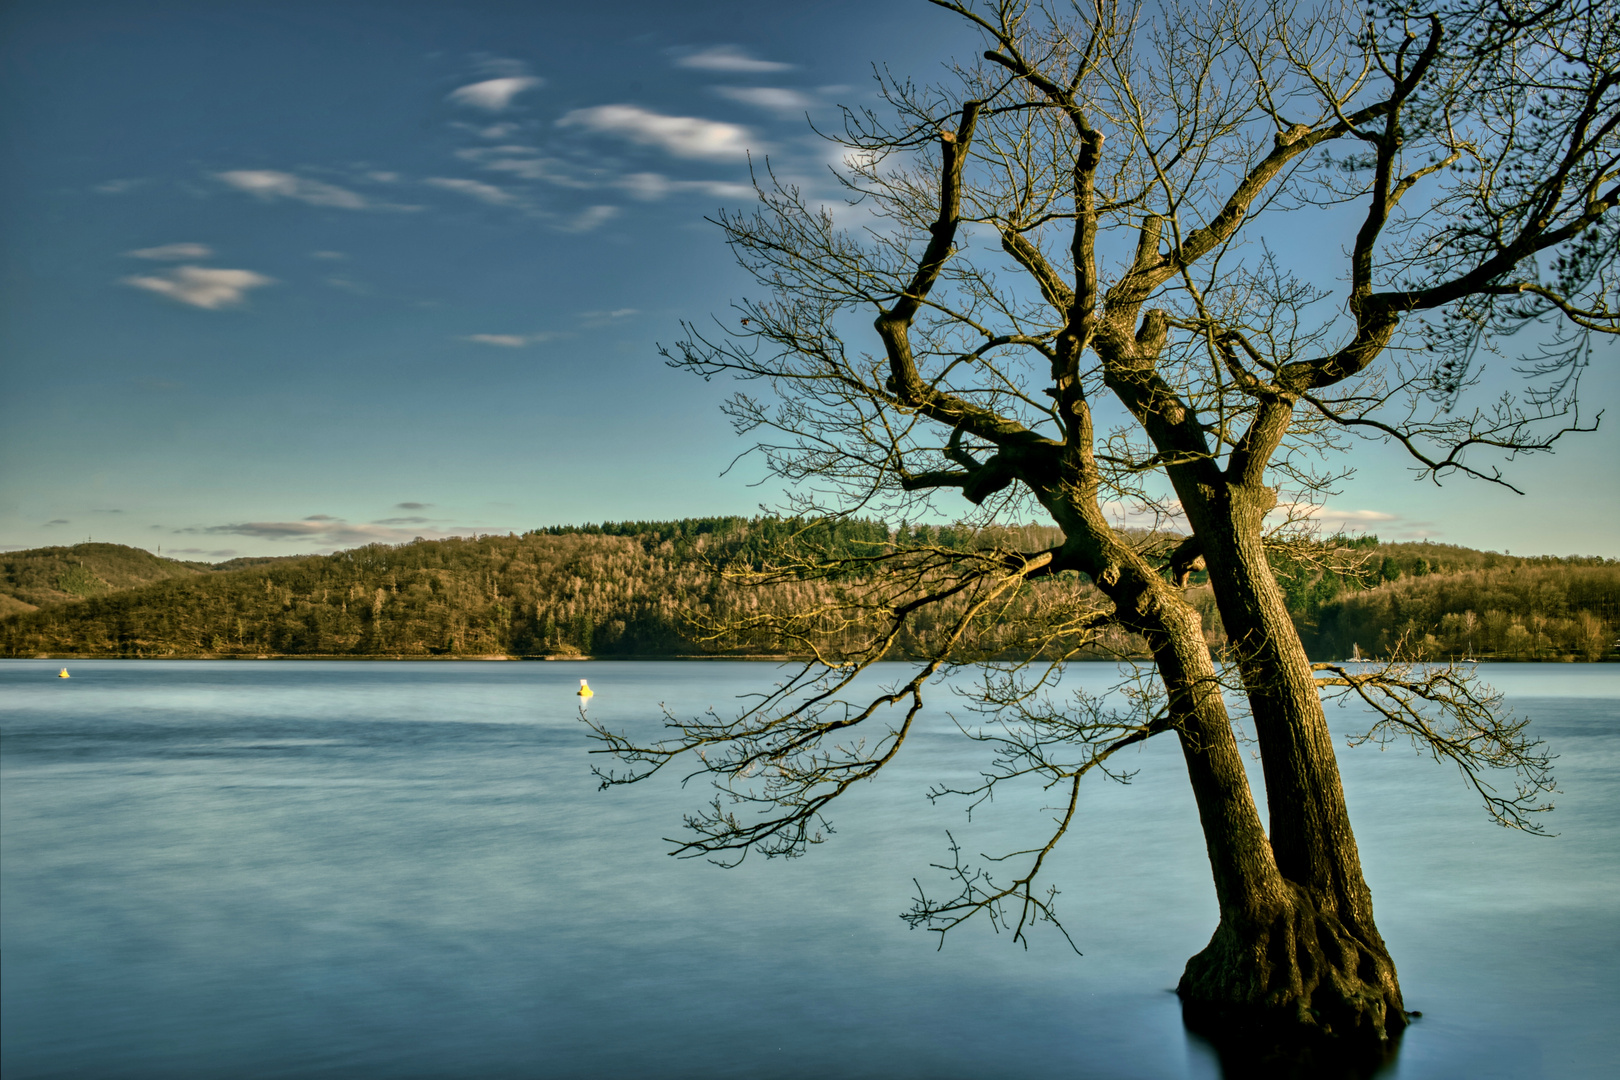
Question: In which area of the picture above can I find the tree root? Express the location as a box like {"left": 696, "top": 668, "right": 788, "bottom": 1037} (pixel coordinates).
{"left": 1178, "top": 883, "right": 1409, "bottom": 1072}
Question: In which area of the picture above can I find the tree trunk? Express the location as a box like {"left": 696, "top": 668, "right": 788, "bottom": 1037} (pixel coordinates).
{"left": 1056, "top": 511, "right": 1402, "bottom": 1050}
{"left": 1170, "top": 478, "right": 1408, "bottom": 1048}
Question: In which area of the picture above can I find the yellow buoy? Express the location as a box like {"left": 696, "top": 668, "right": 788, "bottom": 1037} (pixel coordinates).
{"left": 576, "top": 678, "right": 594, "bottom": 700}
{"left": 58, "top": 668, "right": 70, "bottom": 678}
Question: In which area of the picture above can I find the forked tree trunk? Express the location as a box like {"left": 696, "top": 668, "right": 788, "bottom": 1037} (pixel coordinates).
{"left": 1056, "top": 497, "right": 1405, "bottom": 1051}
{"left": 1168, "top": 479, "right": 1408, "bottom": 1051}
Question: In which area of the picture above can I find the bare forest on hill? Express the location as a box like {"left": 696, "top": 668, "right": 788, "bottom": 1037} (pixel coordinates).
{"left": 1, "top": 521, "right": 1614, "bottom": 662}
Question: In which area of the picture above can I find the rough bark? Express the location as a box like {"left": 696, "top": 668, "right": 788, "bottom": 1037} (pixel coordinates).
{"left": 1033, "top": 469, "right": 1407, "bottom": 1049}
{"left": 1165, "top": 473, "right": 1408, "bottom": 1048}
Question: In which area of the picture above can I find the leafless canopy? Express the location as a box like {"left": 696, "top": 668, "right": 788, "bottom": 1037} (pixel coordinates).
{"left": 588, "top": 0, "right": 1611, "bottom": 949}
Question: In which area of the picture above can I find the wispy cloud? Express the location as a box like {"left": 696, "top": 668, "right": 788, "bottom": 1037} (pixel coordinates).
{"left": 123, "top": 266, "right": 275, "bottom": 309}
{"left": 558, "top": 105, "right": 753, "bottom": 160}
{"left": 712, "top": 86, "right": 816, "bottom": 114}
{"left": 556, "top": 204, "right": 619, "bottom": 232}
{"left": 179, "top": 516, "right": 489, "bottom": 551}
{"left": 447, "top": 76, "right": 543, "bottom": 111}
{"left": 217, "top": 170, "right": 376, "bottom": 210}
{"left": 674, "top": 46, "right": 792, "bottom": 73}
{"left": 44, "top": 519, "right": 69, "bottom": 526}
{"left": 94, "top": 178, "right": 147, "bottom": 194}
{"left": 455, "top": 145, "right": 747, "bottom": 204}
{"left": 1272, "top": 503, "right": 1399, "bottom": 535}
{"left": 615, "top": 172, "right": 753, "bottom": 201}
{"left": 461, "top": 331, "right": 572, "bottom": 347}
{"left": 424, "top": 176, "right": 522, "bottom": 205}
{"left": 396, "top": 502, "right": 431, "bottom": 510}
{"left": 311, "top": 250, "right": 347, "bottom": 260}
{"left": 126, "top": 242, "right": 214, "bottom": 261}
{"left": 465, "top": 149, "right": 600, "bottom": 188}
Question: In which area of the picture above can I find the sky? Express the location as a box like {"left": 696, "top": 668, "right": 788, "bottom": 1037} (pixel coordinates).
{"left": 2, "top": 0, "right": 1615, "bottom": 561}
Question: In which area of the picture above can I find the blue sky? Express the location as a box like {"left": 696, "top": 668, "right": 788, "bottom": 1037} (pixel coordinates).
{"left": 2, "top": 0, "right": 1615, "bottom": 560}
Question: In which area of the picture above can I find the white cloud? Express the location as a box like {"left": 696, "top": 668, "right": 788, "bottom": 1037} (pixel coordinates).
{"left": 122, "top": 265, "right": 274, "bottom": 309}
{"left": 181, "top": 517, "right": 489, "bottom": 551}
{"left": 556, "top": 205, "right": 619, "bottom": 233}
{"left": 454, "top": 144, "right": 537, "bottom": 161}
{"left": 95, "top": 178, "right": 146, "bottom": 194}
{"left": 474, "top": 152, "right": 600, "bottom": 188}
{"left": 448, "top": 76, "right": 543, "bottom": 111}
{"left": 577, "top": 307, "right": 638, "bottom": 328}
{"left": 462, "top": 331, "right": 571, "bottom": 347}
{"left": 558, "top": 105, "right": 753, "bottom": 160}
{"left": 424, "top": 177, "right": 521, "bottom": 205}
{"left": 1324, "top": 509, "right": 1399, "bottom": 522}
{"left": 1271, "top": 503, "right": 1399, "bottom": 535}
{"left": 488, "top": 158, "right": 588, "bottom": 185}
{"left": 454, "top": 146, "right": 748, "bottom": 202}
{"left": 126, "top": 242, "right": 213, "bottom": 260}
{"left": 613, "top": 173, "right": 672, "bottom": 200}
{"left": 216, "top": 170, "right": 371, "bottom": 209}
{"left": 713, "top": 86, "right": 816, "bottom": 114}
{"left": 675, "top": 46, "right": 792, "bottom": 73}
{"left": 449, "top": 121, "right": 528, "bottom": 140}
{"left": 615, "top": 172, "right": 754, "bottom": 201}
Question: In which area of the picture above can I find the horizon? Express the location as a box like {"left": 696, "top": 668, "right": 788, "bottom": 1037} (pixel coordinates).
{"left": 10, "top": 521, "right": 1614, "bottom": 568}
{"left": 3, "top": 0, "right": 1616, "bottom": 561}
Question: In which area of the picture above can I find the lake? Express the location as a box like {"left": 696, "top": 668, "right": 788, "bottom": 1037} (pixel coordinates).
{"left": 2, "top": 659, "right": 1616, "bottom": 1078}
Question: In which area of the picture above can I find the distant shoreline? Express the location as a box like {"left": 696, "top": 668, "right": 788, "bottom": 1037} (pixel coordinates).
{"left": 10, "top": 653, "right": 831, "bottom": 663}
{"left": 9, "top": 653, "right": 1609, "bottom": 664}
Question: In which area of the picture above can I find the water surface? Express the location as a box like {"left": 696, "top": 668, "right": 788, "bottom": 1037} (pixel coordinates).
{"left": 2, "top": 660, "right": 1615, "bottom": 1078}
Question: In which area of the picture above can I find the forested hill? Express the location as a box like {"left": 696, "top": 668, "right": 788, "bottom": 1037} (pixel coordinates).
{"left": 1271, "top": 536, "right": 1618, "bottom": 661}
{"left": 0, "top": 520, "right": 1614, "bottom": 661}
{"left": 0, "top": 543, "right": 307, "bottom": 618}
{"left": 0, "top": 518, "right": 911, "bottom": 659}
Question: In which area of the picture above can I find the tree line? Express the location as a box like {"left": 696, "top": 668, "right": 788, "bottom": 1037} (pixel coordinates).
{"left": 1, "top": 522, "right": 1613, "bottom": 661}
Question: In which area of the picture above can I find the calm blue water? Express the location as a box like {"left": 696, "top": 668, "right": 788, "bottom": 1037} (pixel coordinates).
{"left": 2, "top": 660, "right": 1616, "bottom": 1079}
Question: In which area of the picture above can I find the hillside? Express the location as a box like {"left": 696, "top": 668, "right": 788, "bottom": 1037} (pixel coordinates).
{"left": 0, "top": 522, "right": 1613, "bottom": 661}
{"left": 1308, "top": 563, "right": 1620, "bottom": 661}
{"left": 0, "top": 543, "right": 215, "bottom": 616}
{"left": 1, "top": 518, "right": 1108, "bottom": 660}
{"left": 0, "top": 542, "right": 313, "bottom": 619}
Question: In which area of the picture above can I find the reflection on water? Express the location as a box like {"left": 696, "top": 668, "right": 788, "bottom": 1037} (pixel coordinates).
{"left": 1185, "top": 1019, "right": 1402, "bottom": 1080}
{"left": 2, "top": 660, "right": 1615, "bottom": 1079}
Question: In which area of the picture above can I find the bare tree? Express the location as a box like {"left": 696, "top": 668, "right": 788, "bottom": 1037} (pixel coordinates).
{"left": 587, "top": 0, "right": 1616, "bottom": 1054}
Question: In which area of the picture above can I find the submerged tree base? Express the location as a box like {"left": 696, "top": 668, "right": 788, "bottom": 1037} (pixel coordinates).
{"left": 1179, "top": 884, "right": 1410, "bottom": 1075}
{"left": 1182, "top": 1014, "right": 1404, "bottom": 1080}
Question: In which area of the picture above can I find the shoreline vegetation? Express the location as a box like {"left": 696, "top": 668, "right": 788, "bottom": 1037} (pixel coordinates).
{"left": 3, "top": 517, "right": 1616, "bottom": 662}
